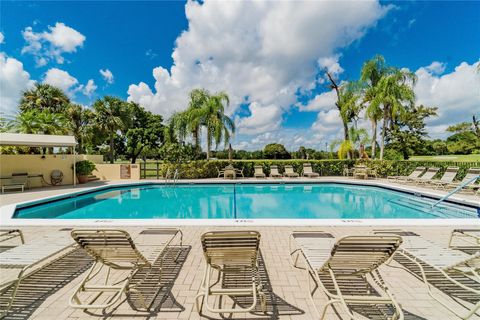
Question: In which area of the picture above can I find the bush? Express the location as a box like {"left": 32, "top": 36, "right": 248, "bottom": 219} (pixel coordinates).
{"left": 75, "top": 160, "right": 96, "bottom": 176}
{"left": 144, "top": 159, "right": 480, "bottom": 180}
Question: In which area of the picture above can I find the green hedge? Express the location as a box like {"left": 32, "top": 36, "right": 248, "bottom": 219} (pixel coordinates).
{"left": 142, "top": 159, "right": 480, "bottom": 180}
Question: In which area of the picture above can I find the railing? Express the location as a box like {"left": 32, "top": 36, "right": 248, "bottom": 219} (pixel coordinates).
{"left": 431, "top": 175, "right": 479, "bottom": 208}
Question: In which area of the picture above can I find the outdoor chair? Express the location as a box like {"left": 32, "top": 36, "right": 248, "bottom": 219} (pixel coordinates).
{"left": 254, "top": 165, "right": 266, "bottom": 178}
{"left": 1, "top": 173, "right": 28, "bottom": 193}
{"left": 448, "top": 229, "right": 480, "bottom": 250}
{"left": 388, "top": 166, "right": 426, "bottom": 182}
{"left": 70, "top": 228, "right": 183, "bottom": 310}
{"left": 289, "top": 231, "right": 404, "bottom": 320}
{"left": 195, "top": 230, "right": 266, "bottom": 314}
{"left": 302, "top": 163, "right": 319, "bottom": 178}
{"left": 50, "top": 170, "right": 64, "bottom": 185}
{"left": 427, "top": 166, "right": 459, "bottom": 189}
{"left": 446, "top": 167, "right": 480, "bottom": 195}
{"left": 0, "top": 229, "right": 24, "bottom": 245}
{"left": 352, "top": 165, "right": 368, "bottom": 179}
{"left": 0, "top": 233, "right": 75, "bottom": 318}
{"left": 407, "top": 167, "right": 440, "bottom": 185}
{"left": 269, "top": 165, "right": 282, "bottom": 178}
{"left": 283, "top": 165, "right": 299, "bottom": 178}
{"left": 374, "top": 230, "right": 480, "bottom": 319}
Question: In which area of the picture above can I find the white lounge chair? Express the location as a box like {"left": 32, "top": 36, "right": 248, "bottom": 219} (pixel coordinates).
{"left": 254, "top": 165, "right": 266, "bottom": 178}
{"left": 2, "top": 173, "right": 28, "bottom": 193}
{"left": 302, "top": 163, "right": 319, "bottom": 178}
{"left": 269, "top": 165, "right": 282, "bottom": 178}
{"left": 374, "top": 230, "right": 480, "bottom": 319}
{"left": 428, "top": 166, "right": 460, "bottom": 190}
{"left": 0, "top": 233, "right": 74, "bottom": 318}
{"left": 408, "top": 167, "right": 440, "bottom": 185}
{"left": 449, "top": 229, "right": 480, "bottom": 250}
{"left": 447, "top": 168, "right": 480, "bottom": 194}
{"left": 283, "top": 165, "right": 299, "bottom": 178}
{"left": 70, "top": 228, "right": 183, "bottom": 310}
{"left": 387, "top": 166, "right": 425, "bottom": 182}
{"left": 195, "top": 230, "right": 266, "bottom": 314}
{"left": 289, "top": 231, "right": 404, "bottom": 320}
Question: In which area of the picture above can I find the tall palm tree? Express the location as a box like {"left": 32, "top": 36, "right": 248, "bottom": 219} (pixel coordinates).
{"left": 92, "top": 96, "right": 130, "bottom": 163}
{"left": 19, "top": 83, "right": 70, "bottom": 113}
{"left": 370, "top": 69, "right": 416, "bottom": 160}
{"left": 192, "top": 91, "right": 235, "bottom": 160}
{"left": 361, "top": 55, "right": 391, "bottom": 159}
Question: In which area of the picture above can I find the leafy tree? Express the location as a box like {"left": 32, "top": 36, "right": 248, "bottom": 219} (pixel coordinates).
{"left": 447, "top": 122, "right": 472, "bottom": 134}
{"left": 124, "top": 103, "right": 165, "bottom": 163}
{"left": 92, "top": 96, "right": 130, "bottom": 163}
{"left": 263, "top": 143, "right": 290, "bottom": 159}
{"left": 19, "top": 83, "right": 70, "bottom": 113}
{"left": 66, "top": 104, "right": 94, "bottom": 154}
{"left": 385, "top": 105, "right": 437, "bottom": 159}
{"left": 370, "top": 68, "right": 416, "bottom": 159}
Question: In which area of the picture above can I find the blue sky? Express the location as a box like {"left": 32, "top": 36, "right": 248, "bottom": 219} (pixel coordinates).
{"left": 1, "top": 1, "right": 479, "bottom": 150}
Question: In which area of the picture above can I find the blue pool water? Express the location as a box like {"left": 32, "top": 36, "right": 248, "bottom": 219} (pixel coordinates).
{"left": 12, "top": 183, "right": 478, "bottom": 219}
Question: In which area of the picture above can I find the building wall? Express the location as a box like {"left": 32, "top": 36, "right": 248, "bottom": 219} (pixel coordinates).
{"left": 0, "top": 155, "right": 138, "bottom": 188}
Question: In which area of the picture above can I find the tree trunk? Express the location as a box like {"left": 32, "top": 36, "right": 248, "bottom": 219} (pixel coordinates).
{"left": 342, "top": 120, "right": 352, "bottom": 159}
{"left": 371, "top": 120, "right": 377, "bottom": 159}
{"left": 206, "top": 131, "right": 211, "bottom": 160}
{"left": 109, "top": 133, "right": 114, "bottom": 164}
{"left": 379, "top": 111, "right": 388, "bottom": 160}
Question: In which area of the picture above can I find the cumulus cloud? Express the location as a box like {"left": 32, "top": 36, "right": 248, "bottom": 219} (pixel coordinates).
{"left": 299, "top": 90, "right": 337, "bottom": 112}
{"left": 43, "top": 67, "right": 95, "bottom": 99}
{"left": 127, "top": 0, "right": 390, "bottom": 130}
{"left": 99, "top": 68, "right": 114, "bottom": 84}
{"left": 0, "top": 53, "right": 35, "bottom": 116}
{"left": 21, "top": 22, "right": 85, "bottom": 66}
{"left": 414, "top": 60, "right": 480, "bottom": 138}
{"left": 83, "top": 79, "right": 97, "bottom": 97}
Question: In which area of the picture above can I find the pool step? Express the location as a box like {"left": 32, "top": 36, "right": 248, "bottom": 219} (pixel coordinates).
{"left": 87, "top": 175, "right": 100, "bottom": 182}
{"left": 389, "top": 197, "right": 478, "bottom": 218}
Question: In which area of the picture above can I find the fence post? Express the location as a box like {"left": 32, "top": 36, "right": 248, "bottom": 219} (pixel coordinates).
{"left": 156, "top": 162, "right": 160, "bottom": 180}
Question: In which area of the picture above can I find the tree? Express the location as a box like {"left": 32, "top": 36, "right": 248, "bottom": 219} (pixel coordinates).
{"left": 124, "top": 103, "right": 165, "bottom": 163}
{"left": 385, "top": 105, "right": 437, "bottom": 159}
{"left": 192, "top": 91, "right": 235, "bottom": 160}
{"left": 19, "top": 83, "right": 70, "bottom": 113}
{"left": 263, "top": 143, "right": 290, "bottom": 159}
{"left": 66, "top": 104, "right": 94, "bottom": 154}
{"left": 369, "top": 68, "right": 416, "bottom": 159}
{"left": 92, "top": 96, "right": 130, "bottom": 163}
{"left": 361, "top": 55, "right": 392, "bottom": 159}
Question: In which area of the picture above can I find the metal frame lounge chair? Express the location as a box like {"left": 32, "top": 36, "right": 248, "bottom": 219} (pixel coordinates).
{"left": 302, "top": 163, "right": 319, "bottom": 178}
{"left": 0, "top": 229, "right": 24, "bottom": 245}
{"left": 195, "top": 230, "right": 266, "bottom": 314}
{"left": 447, "top": 168, "right": 480, "bottom": 195}
{"left": 289, "top": 231, "right": 404, "bottom": 320}
{"left": 428, "top": 166, "right": 459, "bottom": 190}
{"left": 387, "top": 166, "right": 425, "bottom": 182}
{"left": 0, "top": 233, "right": 75, "bottom": 318}
{"left": 269, "top": 165, "right": 282, "bottom": 178}
{"left": 254, "top": 165, "right": 266, "bottom": 178}
{"left": 407, "top": 167, "right": 440, "bottom": 185}
{"left": 283, "top": 165, "right": 299, "bottom": 178}
{"left": 449, "top": 229, "right": 480, "bottom": 250}
{"left": 1, "top": 173, "right": 28, "bottom": 193}
{"left": 374, "top": 230, "right": 480, "bottom": 319}
{"left": 70, "top": 228, "right": 183, "bottom": 310}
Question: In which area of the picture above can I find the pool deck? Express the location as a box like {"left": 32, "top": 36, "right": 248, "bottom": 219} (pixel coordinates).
{"left": 1, "top": 225, "right": 478, "bottom": 320}
{"left": 0, "top": 177, "right": 479, "bottom": 319}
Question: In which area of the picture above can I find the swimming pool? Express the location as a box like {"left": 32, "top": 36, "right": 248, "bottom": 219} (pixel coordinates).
{"left": 12, "top": 183, "right": 479, "bottom": 220}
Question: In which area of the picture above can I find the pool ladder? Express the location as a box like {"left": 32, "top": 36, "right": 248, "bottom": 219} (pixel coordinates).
{"left": 164, "top": 168, "right": 180, "bottom": 187}
{"left": 431, "top": 175, "right": 479, "bottom": 208}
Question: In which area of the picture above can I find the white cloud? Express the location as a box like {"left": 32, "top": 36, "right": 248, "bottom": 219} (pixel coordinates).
{"left": 414, "top": 60, "right": 480, "bottom": 138}
{"left": 21, "top": 22, "right": 85, "bottom": 66}
{"left": 0, "top": 32, "right": 4, "bottom": 44}
{"left": 424, "top": 61, "right": 446, "bottom": 75}
{"left": 43, "top": 68, "right": 79, "bottom": 93}
{"left": 83, "top": 79, "right": 97, "bottom": 97}
{"left": 317, "top": 55, "right": 344, "bottom": 77}
{"left": 0, "top": 53, "right": 35, "bottom": 116}
{"left": 99, "top": 68, "right": 114, "bottom": 84}
{"left": 299, "top": 90, "right": 337, "bottom": 112}
{"left": 127, "top": 0, "right": 390, "bottom": 129}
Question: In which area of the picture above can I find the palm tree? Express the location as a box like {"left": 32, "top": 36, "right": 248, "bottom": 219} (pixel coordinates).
{"left": 361, "top": 55, "right": 391, "bottom": 159}
{"left": 67, "top": 104, "right": 94, "bottom": 154}
{"left": 193, "top": 91, "right": 235, "bottom": 160}
{"left": 370, "top": 69, "right": 416, "bottom": 160}
{"left": 92, "top": 96, "right": 130, "bottom": 163}
{"left": 19, "top": 83, "right": 70, "bottom": 113}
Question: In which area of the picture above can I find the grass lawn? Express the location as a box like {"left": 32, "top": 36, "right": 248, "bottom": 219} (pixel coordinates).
{"left": 409, "top": 154, "right": 480, "bottom": 162}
